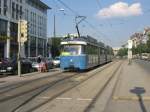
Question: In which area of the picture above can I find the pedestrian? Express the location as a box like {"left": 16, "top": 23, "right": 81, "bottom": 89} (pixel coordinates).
{"left": 37, "top": 55, "right": 42, "bottom": 72}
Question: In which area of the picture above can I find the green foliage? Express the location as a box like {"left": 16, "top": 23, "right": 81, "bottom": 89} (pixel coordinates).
{"left": 0, "top": 36, "right": 13, "bottom": 40}
{"left": 132, "top": 43, "right": 148, "bottom": 55}
{"left": 137, "top": 43, "right": 147, "bottom": 54}
{"left": 132, "top": 46, "right": 137, "bottom": 54}
{"left": 147, "top": 33, "right": 150, "bottom": 53}
{"left": 117, "top": 48, "right": 128, "bottom": 57}
{"left": 51, "top": 37, "right": 61, "bottom": 58}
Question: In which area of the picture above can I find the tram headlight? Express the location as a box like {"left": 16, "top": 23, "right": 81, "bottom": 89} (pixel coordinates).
{"left": 70, "top": 59, "right": 73, "bottom": 62}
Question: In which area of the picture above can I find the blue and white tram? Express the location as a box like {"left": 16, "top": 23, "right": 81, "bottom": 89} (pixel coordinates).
{"left": 60, "top": 36, "right": 110, "bottom": 70}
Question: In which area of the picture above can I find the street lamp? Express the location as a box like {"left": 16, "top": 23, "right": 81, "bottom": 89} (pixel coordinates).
{"left": 53, "top": 8, "right": 65, "bottom": 38}
{"left": 52, "top": 8, "right": 65, "bottom": 58}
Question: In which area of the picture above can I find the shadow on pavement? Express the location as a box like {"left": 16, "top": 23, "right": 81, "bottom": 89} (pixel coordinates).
{"left": 130, "top": 87, "right": 147, "bottom": 112}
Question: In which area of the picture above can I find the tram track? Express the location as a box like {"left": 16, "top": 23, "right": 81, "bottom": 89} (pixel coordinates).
{"left": 0, "top": 71, "right": 69, "bottom": 94}
{"left": 0, "top": 71, "right": 63, "bottom": 92}
{"left": 13, "top": 62, "right": 117, "bottom": 112}
{"left": 0, "top": 61, "right": 115, "bottom": 112}
{"left": 84, "top": 61, "right": 123, "bottom": 112}
{"left": 0, "top": 72, "right": 79, "bottom": 102}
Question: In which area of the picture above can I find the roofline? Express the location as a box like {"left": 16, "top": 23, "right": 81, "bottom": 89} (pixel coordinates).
{"left": 39, "top": 0, "right": 51, "bottom": 9}
{"left": 29, "top": 0, "right": 51, "bottom": 10}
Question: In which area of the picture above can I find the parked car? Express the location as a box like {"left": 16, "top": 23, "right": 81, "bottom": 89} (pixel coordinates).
{"left": 52, "top": 57, "right": 60, "bottom": 67}
{"left": 141, "top": 53, "right": 150, "bottom": 61}
{"left": 46, "top": 58, "right": 54, "bottom": 69}
{"left": 0, "top": 58, "right": 33, "bottom": 75}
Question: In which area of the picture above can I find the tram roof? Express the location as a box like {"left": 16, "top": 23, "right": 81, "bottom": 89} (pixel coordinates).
{"left": 61, "top": 41, "right": 87, "bottom": 45}
{"left": 61, "top": 35, "right": 105, "bottom": 47}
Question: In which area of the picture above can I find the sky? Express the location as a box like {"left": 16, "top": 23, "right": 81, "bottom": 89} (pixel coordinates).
{"left": 42, "top": 0, "right": 150, "bottom": 47}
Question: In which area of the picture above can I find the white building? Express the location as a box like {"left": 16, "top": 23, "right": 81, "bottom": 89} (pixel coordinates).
{"left": 113, "top": 47, "right": 121, "bottom": 56}
{"left": 0, "top": 0, "right": 50, "bottom": 59}
{"left": 143, "top": 27, "right": 150, "bottom": 43}
{"left": 130, "top": 32, "right": 143, "bottom": 47}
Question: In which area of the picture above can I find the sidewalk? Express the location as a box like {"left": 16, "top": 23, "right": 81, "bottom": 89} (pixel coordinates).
{"left": 105, "top": 59, "right": 150, "bottom": 112}
{"left": 113, "top": 59, "right": 150, "bottom": 98}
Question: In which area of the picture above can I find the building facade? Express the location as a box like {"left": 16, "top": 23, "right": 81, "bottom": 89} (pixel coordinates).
{"left": 143, "top": 27, "right": 150, "bottom": 43}
{"left": 130, "top": 32, "right": 143, "bottom": 47}
{"left": 0, "top": 0, "right": 50, "bottom": 59}
{"left": 113, "top": 47, "right": 121, "bottom": 56}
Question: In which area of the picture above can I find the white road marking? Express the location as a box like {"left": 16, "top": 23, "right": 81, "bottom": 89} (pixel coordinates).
{"left": 5, "top": 94, "right": 13, "bottom": 96}
{"left": 39, "top": 96, "right": 50, "bottom": 99}
{"left": 56, "top": 97, "right": 93, "bottom": 101}
{"left": 77, "top": 98, "right": 93, "bottom": 101}
{"left": 56, "top": 97, "right": 72, "bottom": 100}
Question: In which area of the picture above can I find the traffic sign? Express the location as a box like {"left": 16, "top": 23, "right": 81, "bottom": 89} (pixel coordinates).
{"left": 128, "top": 40, "right": 133, "bottom": 49}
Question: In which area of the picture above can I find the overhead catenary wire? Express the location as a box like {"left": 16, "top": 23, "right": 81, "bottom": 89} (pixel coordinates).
{"left": 95, "top": 0, "right": 127, "bottom": 28}
{"left": 96, "top": 0, "right": 102, "bottom": 9}
{"left": 56, "top": 0, "right": 112, "bottom": 44}
{"left": 94, "top": 0, "right": 129, "bottom": 45}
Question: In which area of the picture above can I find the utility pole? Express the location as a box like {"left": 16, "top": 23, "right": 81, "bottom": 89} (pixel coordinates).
{"left": 18, "top": 20, "right": 21, "bottom": 77}
{"left": 18, "top": 20, "right": 28, "bottom": 77}
{"left": 53, "top": 14, "right": 56, "bottom": 38}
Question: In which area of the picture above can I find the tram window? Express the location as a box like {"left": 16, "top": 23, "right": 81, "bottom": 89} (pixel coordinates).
{"left": 81, "top": 45, "right": 86, "bottom": 54}
{"left": 85, "top": 44, "right": 98, "bottom": 55}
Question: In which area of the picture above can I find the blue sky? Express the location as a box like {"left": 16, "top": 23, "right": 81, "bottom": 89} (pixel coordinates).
{"left": 42, "top": 0, "right": 150, "bottom": 47}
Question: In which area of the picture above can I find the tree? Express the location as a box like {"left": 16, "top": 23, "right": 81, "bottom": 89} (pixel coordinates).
{"left": 117, "top": 48, "right": 128, "bottom": 58}
{"left": 132, "top": 46, "right": 138, "bottom": 55}
{"left": 136, "top": 43, "right": 147, "bottom": 54}
{"left": 146, "top": 33, "right": 150, "bottom": 53}
{"left": 51, "top": 37, "right": 61, "bottom": 58}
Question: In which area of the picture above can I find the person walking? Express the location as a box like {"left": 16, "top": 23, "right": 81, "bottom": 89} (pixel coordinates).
{"left": 37, "top": 55, "right": 42, "bottom": 72}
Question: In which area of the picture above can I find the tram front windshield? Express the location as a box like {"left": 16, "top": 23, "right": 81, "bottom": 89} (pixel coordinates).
{"left": 62, "top": 45, "right": 82, "bottom": 55}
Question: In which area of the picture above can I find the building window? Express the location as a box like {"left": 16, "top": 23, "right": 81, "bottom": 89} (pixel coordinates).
{"left": 20, "top": 6, "right": 22, "bottom": 19}
{"left": 0, "top": 19, "right": 7, "bottom": 36}
{"left": 25, "top": 9, "right": 29, "bottom": 21}
{"left": 4, "top": 0, "right": 7, "bottom": 16}
{"left": 12, "top": 2, "right": 15, "bottom": 18}
{"left": 30, "top": 36, "right": 36, "bottom": 57}
{"left": 0, "top": 0, "right": 1, "bottom": 15}
{"left": 10, "top": 22, "right": 18, "bottom": 42}
{"left": 27, "top": 9, "right": 29, "bottom": 20}
{"left": 16, "top": 4, "right": 19, "bottom": 19}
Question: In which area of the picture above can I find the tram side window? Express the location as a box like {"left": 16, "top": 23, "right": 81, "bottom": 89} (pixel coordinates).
{"left": 81, "top": 45, "right": 86, "bottom": 54}
{"left": 85, "top": 45, "right": 92, "bottom": 54}
{"left": 101, "top": 49, "right": 105, "bottom": 55}
{"left": 85, "top": 45, "right": 98, "bottom": 55}
{"left": 100, "top": 48, "right": 102, "bottom": 55}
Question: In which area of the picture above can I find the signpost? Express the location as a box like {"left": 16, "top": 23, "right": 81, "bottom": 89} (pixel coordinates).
{"left": 128, "top": 40, "right": 133, "bottom": 64}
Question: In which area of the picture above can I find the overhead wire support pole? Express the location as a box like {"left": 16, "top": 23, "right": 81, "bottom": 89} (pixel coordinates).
{"left": 18, "top": 20, "right": 21, "bottom": 77}
{"left": 53, "top": 14, "right": 56, "bottom": 38}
